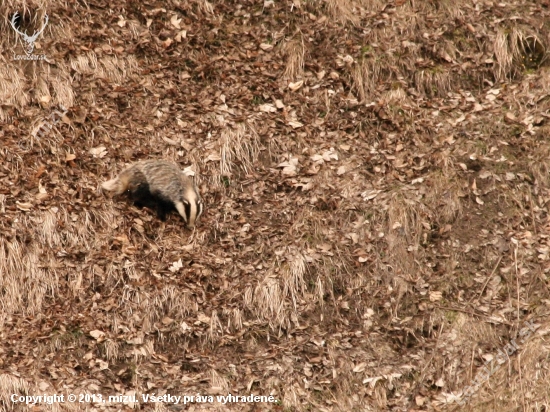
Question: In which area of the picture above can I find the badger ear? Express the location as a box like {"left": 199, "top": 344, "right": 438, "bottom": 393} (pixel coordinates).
{"left": 182, "top": 199, "right": 190, "bottom": 205}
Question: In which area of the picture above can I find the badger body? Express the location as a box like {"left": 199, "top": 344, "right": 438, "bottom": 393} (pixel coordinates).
{"left": 102, "top": 160, "right": 203, "bottom": 228}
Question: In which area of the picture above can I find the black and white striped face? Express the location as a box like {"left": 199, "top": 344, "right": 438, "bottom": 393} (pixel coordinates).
{"left": 181, "top": 198, "right": 203, "bottom": 228}
{"left": 196, "top": 199, "right": 204, "bottom": 220}
{"left": 174, "top": 174, "right": 204, "bottom": 229}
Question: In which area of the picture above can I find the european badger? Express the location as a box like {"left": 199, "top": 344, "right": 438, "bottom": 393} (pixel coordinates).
{"left": 101, "top": 160, "right": 203, "bottom": 228}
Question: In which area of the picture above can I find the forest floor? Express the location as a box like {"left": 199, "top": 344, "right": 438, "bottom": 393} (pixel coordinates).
{"left": 1, "top": 0, "right": 550, "bottom": 411}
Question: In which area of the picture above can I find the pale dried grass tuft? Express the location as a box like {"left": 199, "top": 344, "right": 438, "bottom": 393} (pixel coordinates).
{"left": 351, "top": 54, "right": 405, "bottom": 103}
{"left": 2, "top": 0, "right": 49, "bottom": 19}
{"left": 47, "top": 14, "right": 72, "bottom": 43}
{"left": 195, "top": 0, "right": 214, "bottom": 15}
{"left": 245, "top": 248, "right": 309, "bottom": 331}
{"left": 102, "top": 339, "right": 119, "bottom": 361}
{"left": 493, "top": 28, "right": 543, "bottom": 80}
{"left": 282, "top": 39, "right": 305, "bottom": 81}
{"left": 529, "top": 144, "right": 550, "bottom": 187}
{"left": 314, "top": 275, "right": 325, "bottom": 308}
{"left": 288, "top": 208, "right": 361, "bottom": 311}
{"left": 0, "top": 238, "right": 56, "bottom": 317}
{"left": 207, "top": 310, "right": 223, "bottom": 344}
{"left": 414, "top": 68, "right": 452, "bottom": 97}
{"left": 282, "top": 252, "right": 307, "bottom": 310}
{"left": 210, "top": 369, "right": 229, "bottom": 391}
{"left": 68, "top": 271, "right": 83, "bottom": 296}
{"left": 326, "top": 349, "right": 363, "bottom": 409}
{"left": 48, "top": 68, "right": 74, "bottom": 108}
{"left": 129, "top": 339, "right": 155, "bottom": 362}
{"left": 70, "top": 53, "right": 138, "bottom": 84}
{"left": 120, "top": 285, "right": 199, "bottom": 336}
{"left": 459, "top": 318, "right": 499, "bottom": 354}
{"left": 223, "top": 307, "right": 243, "bottom": 332}
{"left": 101, "top": 55, "right": 138, "bottom": 84}
{"left": 350, "top": 63, "right": 367, "bottom": 102}
{"left": 1, "top": 3, "right": 61, "bottom": 115}
{"left": 324, "top": 0, "right": 376, "bottom": 26}
{"left": 35, "top": 75, "right": 51, "bottom": 104}
{"left": 246, "top": 275, "right": 286, "bottom": 329}
{"left": 215, "top": 123, "right": 260, "bottom": 185}
{"left": 35, "top": 210, "right": 60, "bottom": 247}
{"left": 350, "top": 58, "right": 381, "bottom": 102}
{"left": 0, "top": 374, "right": 30, "bottom": 405}
{"left": 70, "top": 52, "right": 99, "bottom": 75}
{"left": 380, "top": 86, "right": 411, "bottom": 109}
{"left": 433, "top": 0, "right": 463, "bottom": 20}
{"left": 0, "top": 65, "right": 29, "bottom": 120}
{"left": 158, "top": 285, "right": 197, "bottom": 316}
{"left": 494, "top": 29, "right": 516, "bottom": 81}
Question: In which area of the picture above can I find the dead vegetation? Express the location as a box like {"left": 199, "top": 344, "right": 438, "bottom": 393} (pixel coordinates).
{"left": 1, "top": 0, "right": 550, "bottom": 411}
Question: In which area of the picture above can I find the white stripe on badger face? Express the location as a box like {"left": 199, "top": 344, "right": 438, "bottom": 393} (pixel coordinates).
{"left": 174, "top": 201, "right": 188, "bottom": 224}
{"left": 189, "top": 199, "right": 197, "bottom": 228}
{"left": 183, "top": 185, "right": 199, "bottom": 228}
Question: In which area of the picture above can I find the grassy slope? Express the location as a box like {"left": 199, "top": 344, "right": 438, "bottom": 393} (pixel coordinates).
{"left": 1, "top": 0, "right": 550, "bottom": 410}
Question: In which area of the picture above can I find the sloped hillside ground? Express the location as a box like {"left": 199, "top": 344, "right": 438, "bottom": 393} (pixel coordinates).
{"left": 2, "top": 0, "right": 550, "bottom": 410}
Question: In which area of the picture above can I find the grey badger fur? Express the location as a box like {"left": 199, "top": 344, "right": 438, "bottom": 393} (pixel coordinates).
{"left": 101, "top": 160, "right": 203, "bottom": 228}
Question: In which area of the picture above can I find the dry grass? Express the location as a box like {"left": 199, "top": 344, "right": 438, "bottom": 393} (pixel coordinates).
{"left": 0, "top": 65, "right": 29, "bottom": 120}
{"left": 414, "top": 68, "right": 453, "bottom": 98}
{"left": 194, "top": 0, "right": 215, "bottom": 15}
{"left": 494, "top": 28, "right": 547, "bottom": 80}
{"left": 324, "top": 0, "right": 383, "bottom": 26}
{"left": 244, "top": 247, "right": 308, "bottom": 331}
{"left": 351, "top": 58, "right": 381, "bottom": 102}
{"left": 2, "top": 0, "right": 550, "bottom": 410}
{"left": 0, "top": 374, "right": 30, "bottom": 405}
{"left": 218, "top": 123, "right": 260, "bottom": 180}
{"left": 282, "top": 39, "right": 305, "bottom": 82}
